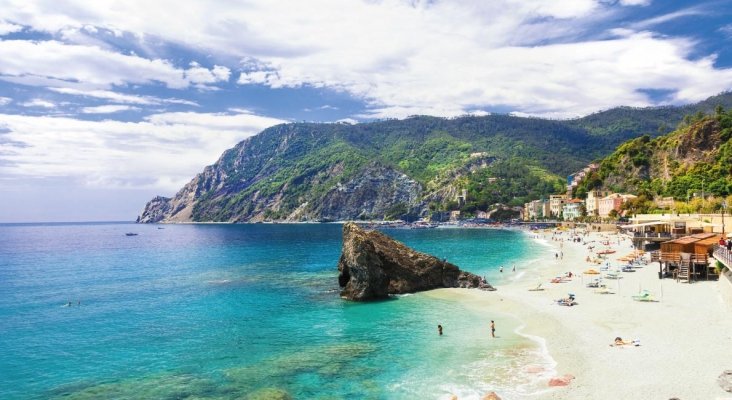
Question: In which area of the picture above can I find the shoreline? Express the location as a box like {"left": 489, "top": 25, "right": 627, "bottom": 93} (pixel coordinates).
{"left": 440, "top": 227, "right": 732, "bottom": 399}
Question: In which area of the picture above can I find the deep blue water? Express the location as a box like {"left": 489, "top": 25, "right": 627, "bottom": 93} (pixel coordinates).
{"left": 0, "top": 223, "right": 549, "bottom": 399}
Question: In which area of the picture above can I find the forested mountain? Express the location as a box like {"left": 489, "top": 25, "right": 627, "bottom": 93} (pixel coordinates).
{"left": 138, "top": 92, "right": 732, "bottom": 223}
{"left": 573, "top": 105, "right": 732, "bottom": 214}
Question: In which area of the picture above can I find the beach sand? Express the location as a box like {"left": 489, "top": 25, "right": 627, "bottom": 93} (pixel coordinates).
{"left": 434, "top": 229, "right": 732, "bottom": 400}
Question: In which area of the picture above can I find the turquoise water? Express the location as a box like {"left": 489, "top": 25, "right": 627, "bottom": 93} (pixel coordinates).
{"left": 0, "top": 223, "right": 550, "bottom": 399}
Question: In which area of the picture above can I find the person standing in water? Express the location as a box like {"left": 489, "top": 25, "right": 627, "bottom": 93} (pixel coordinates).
{"left": 490, "top": 320, "right": 495, "bottom": 338}
{"left": 499, "top": 266, "right": 503, "bottom": 273}
{"left": 438, "top": 324, "right": 443, "bottom": 336}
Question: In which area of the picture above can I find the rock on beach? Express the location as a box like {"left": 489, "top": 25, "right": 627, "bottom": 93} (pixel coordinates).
{"left": 337, "top": 222, "right": 494, "bottom": 301}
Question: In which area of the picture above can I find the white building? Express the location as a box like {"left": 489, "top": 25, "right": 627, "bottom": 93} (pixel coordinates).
{"left": 562, "top": 199, "right": 584, "bottom": 221}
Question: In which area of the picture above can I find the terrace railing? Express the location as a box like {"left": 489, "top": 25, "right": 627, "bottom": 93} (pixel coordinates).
{"left": 713, "top": 244, "right": 732, "bottom": 269}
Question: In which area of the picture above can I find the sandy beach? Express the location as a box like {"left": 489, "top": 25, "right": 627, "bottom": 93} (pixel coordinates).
{"left": 435, "top": 228, "right": 732, "bottom": 400}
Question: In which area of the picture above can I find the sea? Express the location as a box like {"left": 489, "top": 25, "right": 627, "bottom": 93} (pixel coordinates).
{"left": 0, "top": 222, "right": 556, "bottom": 400}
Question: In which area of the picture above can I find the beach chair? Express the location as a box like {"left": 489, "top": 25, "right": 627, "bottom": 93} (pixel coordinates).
{"left": 632, "top": 290, "right": 657, "bottom": 302}
{"left": 604, "top": 272, "right": 621, "bottom": 280}
{"left": 528, "top": 283, "right": 544, "bottom": 291}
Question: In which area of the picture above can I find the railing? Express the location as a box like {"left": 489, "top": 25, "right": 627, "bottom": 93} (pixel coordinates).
{"left": 713, "top": 244, "right": 732, "bottom": 269}
{"left": 627, "top": 232, "right": 686, "bottom": 241}
{"left": 650, "top": 251, "right": 710, "bottom": 266}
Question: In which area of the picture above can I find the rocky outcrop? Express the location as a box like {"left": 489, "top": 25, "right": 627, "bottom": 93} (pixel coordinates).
{"left": 310, "top": 165, "right": 424, "bottom": 221}
{"left": 136, "top": 196, "right": 172, "bottom": 223}
{"left": 337, "top": 222, "right": 494, "bottom": 301}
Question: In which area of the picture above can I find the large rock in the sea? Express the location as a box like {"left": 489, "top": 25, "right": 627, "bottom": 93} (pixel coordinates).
{"left": 337, "top": 222, "right": 495, "bottom": 301}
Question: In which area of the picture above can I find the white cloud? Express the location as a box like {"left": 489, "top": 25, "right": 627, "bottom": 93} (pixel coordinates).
{"left": 619, "top": 0, "right": 651, "bottom": 6}
{"left": 185, "top": 62, "right": 231, "bottom": 85}
{"left": 0, "top": 39, "right": 188, "bottom": 89}
{"left": 48, "top": 87, "right": 198, "bottom": 106}
{"left": 81, "top": 104, "right": 139, "bottom": 114}
{"left": 629, "top": 7, "right": 707, "bottom": 30}
{"left": 0, "top": 96, "right": 11, "bottom": 106}
{"left": 720, "top": 24, "right": 732, "bottom": 39}
{"left": 0, "top": 39, "right": 231, "bottom": 91}
{"left": 0, "top": 0, "right": 730, "bottom": 118}
{"left": 0, "top": 21, "right": 23, "bottom": 35}
{"left": 0, "top": 111, "right": 285, "bottom": 191}
{"left": 20, "top": 98, "right": 56, "bottom": 108}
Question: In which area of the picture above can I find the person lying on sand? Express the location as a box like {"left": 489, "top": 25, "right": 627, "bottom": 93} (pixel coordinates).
{"left": 611, "top": 337, "right": 640, "bottom": 347}
{"left": 556, "top": 296, "right": 576, "bottom": 306}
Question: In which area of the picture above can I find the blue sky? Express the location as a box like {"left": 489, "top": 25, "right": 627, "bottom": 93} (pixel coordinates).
{"left": 1, "top": 0, "right": 732, "bottom": 222}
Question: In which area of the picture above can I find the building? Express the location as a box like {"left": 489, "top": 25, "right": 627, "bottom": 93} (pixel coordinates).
{"left": 585, "top": 190, "right": 611, "bottom": 218}
{"left": 524, "top": 199, "right": 549, "bottom": 220}
{"left": 562, "top": 199, "right": 584, "bottom": 221}
{"left": 654, "top": 196, "right": 675, "bottom": 209}
{"left": 598, "top": 193, "right": 637, "bottom": 218}
{"left": 456, "top": 189, "right": 467, "bottom": 206}
{"left": 566, "top": 163, "right": 600, "bottom": 195}
{"left": 549, "top": 194, "right": 567, "bottom": 218}
{"left": 449, "top": 210, "right": 461, "bottom": 221}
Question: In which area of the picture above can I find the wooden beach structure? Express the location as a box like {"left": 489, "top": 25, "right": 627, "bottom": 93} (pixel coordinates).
{"left": 650, "top": 232, "right": 719, "bottom": 282}
{"left": 621, "top": 213, "right": 728, "bottom": 250}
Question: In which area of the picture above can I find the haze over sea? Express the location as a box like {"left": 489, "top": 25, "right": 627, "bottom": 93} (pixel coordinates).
{"left": 0, "top": 223, "right": 554, "bottom": 399}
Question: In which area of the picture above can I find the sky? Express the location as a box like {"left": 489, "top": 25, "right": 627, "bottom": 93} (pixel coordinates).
{"left": 1, "top": 0, "right": 732, "bottom": 222}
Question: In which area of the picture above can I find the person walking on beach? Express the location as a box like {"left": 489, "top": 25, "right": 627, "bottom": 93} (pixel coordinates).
{"left": 490, "top": 320, "right": 495, "bottom": 338}
{"left": 438, "top": 324, "right": 443, "bottom": 336}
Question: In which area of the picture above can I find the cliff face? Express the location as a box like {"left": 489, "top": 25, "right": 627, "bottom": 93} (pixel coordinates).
{"left": 337, "top": 222, "right": 494, "bottom": 301}
{"left": 308, "top": 165, "right": 424, "bottom": 221}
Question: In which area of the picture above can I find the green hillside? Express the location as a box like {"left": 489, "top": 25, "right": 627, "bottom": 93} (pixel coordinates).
{"left": 137, "top": 92, "right": 732, "bottom": 223}
{"left": 573, "top": 105, "right": 732, "bottom": 214}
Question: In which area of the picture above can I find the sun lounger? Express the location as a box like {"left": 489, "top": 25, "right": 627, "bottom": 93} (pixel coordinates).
{"left": 632, "top": 290, "right": 658, "bottom": 302}
{"left": 528, "top": 283, "right": 544, "bottom": 291}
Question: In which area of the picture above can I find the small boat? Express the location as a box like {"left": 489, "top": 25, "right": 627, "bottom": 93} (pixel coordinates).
{"left": 597, "top": 249, "right": 616, "bottom": 255}
{"left": 125, "top": 233, "right": 138, "bottom": 236}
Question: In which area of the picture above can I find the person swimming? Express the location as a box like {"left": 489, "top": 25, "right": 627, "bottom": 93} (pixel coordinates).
{"left": 438, "top": 324, "right": 443, "bottom": 335}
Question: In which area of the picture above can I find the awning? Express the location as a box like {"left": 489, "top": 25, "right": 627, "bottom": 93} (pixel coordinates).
{"left": 619, "top": 221, "right": 669, "bottom": 229}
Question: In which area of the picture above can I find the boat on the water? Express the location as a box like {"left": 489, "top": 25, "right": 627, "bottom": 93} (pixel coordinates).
{"left": 125, "top": 233, "right": 138, "bottom": 236}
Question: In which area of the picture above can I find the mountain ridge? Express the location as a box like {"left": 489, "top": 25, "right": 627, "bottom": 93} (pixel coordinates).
{"left": 137, "top": 92, "right": 732, "bottom": 223}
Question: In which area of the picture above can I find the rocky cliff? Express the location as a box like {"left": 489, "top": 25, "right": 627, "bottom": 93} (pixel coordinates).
{"left": 337, "top": 222, "right": 494, "bottom": 301}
